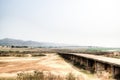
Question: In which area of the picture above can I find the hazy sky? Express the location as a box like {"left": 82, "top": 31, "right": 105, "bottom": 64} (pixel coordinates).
{"left": 0, "top": 0, "right": 120, "bottom": 47}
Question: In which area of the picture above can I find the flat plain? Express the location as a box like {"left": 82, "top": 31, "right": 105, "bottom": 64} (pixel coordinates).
{"left": 0, "top": 52, "right": 100, "bottom": 80}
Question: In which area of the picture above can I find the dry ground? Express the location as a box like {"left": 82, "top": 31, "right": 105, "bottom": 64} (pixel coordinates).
{"left": 0, "top": 53, "right": 101, "bottom": 80}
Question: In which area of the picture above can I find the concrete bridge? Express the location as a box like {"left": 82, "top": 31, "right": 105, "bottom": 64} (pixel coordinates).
{"left": 58, "top": 53, "right": 120, "bottom": 79}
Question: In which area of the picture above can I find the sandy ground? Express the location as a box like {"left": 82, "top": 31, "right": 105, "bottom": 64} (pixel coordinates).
{"left": 0, "top": 53, "right": 100, "bottom": 80}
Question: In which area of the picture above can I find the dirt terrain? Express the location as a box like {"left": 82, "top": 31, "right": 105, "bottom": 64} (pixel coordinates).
{"left": 0, "top": 53, "right": 100, "bottom": 80}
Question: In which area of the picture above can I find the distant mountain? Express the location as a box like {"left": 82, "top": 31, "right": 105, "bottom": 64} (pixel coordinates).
{"left": 0, "top": 38, "right": 68, "bottom": 47}
{"left": 1, "top": 38, "right": 119, "bottom": 51}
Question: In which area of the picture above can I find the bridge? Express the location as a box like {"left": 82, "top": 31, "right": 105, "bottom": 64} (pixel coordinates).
{"left": 58, "top": 53, "right": 120, "bottom": 79}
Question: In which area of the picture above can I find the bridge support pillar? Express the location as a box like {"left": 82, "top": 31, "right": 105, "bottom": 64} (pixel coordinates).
{"left": 114, "top": 66, "right": 120, "bottom": 79}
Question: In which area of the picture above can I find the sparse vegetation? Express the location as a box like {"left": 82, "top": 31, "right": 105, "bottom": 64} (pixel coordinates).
{"left": 0, "top": 50, "right": 46, "bottom": 57}
{"left": 96, "top": 71, "right": 113, "bottom": 80}
{"left": 0, "top": 71, "right": 83, "bottom": 80}
{"left": 66, "top": 72, "right": 76, "bottom": 80}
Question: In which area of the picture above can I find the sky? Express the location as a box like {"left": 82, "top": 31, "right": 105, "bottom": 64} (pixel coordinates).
{"left": 0, "top": 0, "right": 120, "bottom": 47}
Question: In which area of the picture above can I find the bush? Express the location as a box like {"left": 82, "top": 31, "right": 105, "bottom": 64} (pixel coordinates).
{"left": 17, "top": 71, "right": 44, "bottom": 80}
{"left": 16, "top": 71, "right": 79, "bottom": 80}
{"left": 66, "top": 73, "right": 76, "bottom": 80}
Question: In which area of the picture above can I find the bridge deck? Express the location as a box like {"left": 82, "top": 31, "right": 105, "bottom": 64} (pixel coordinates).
{"left": 69, "top": 53, "right": 120, "bottom": 67}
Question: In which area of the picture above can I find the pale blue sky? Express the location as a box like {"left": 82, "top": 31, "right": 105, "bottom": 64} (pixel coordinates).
{"left": 0, "top": 0, "right": 120, "bottom": 47}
